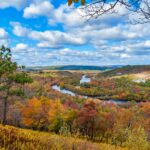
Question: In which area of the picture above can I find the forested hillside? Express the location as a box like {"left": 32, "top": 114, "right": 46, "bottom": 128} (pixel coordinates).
{"left": 101, "top": 65, "right": 150, "bottom": 76}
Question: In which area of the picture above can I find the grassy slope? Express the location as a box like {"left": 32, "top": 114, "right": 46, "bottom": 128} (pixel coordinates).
{"left": 0, "top": 125, "right": 126, "bottom": 150}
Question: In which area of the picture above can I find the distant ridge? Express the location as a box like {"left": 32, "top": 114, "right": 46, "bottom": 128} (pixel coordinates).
{"left": 101, "top": 65, "right": 150, "bottom": 76}
{"left": 25, "top": 65, "right": 122, "bottom": 71}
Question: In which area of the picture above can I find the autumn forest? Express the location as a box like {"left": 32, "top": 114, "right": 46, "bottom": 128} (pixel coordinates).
{"left": 0, "top": 46, "right": 149, "bottom": 150}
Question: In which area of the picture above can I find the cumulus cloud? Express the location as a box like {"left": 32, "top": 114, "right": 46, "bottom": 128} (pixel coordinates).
{"left": 23, "top": 1, "right": 54, "bottom": 18}
{"left": 8, "top": 0, "right": 150, "bottom": 65}
{"left": 0, "top": 0, "right": 28, "bottom": 9}
{"left": 10, "top": 22, "right": 29, "bottom": 37}
{"left": 33, "top": 31, "right": 86, "bottom": 48}
{"left": 12, "top": 43, "right": 28, "bottom": 52}
{"left": 23, "top": 1, "right": 85, "bottom": 27}
{"left": 0, "top": 28, "right": 8, "bottom": 39}
{"left": 11, "top": 22, "right": 86, "bottom": 48}
{"left": 0, "top": 28, "right": 8, "bottom": 46}
{"left": 22, "top": 1, "right": 150, "bottom": 48}
{"left": 10, "top": 18, "right": 150, "bottom": 63}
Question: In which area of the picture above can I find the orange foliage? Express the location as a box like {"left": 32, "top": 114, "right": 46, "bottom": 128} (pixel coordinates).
{"left": 21, "top": 97, "right": 51, "bottom": 129}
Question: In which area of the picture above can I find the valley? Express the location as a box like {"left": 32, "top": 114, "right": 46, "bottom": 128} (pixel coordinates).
{"left": 0, "top": 64, "right": 150, "bottom": 150}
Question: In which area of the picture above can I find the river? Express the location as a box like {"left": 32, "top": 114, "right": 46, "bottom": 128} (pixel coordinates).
{"left": 80, "top": 75, "right": 91, "bottom": 84}
{"left": 52, "top": 75, "right": 134, "bottom": 105}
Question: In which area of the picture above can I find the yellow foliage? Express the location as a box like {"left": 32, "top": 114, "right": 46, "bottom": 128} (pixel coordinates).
{"left": 48, "top": 99, "right": 65, "bottom": 121}
{"left": 21, "top": 97, "right": 52, "bottom": 127}
{"left": 0, "top": 124, "right": 127, "bottom": 150}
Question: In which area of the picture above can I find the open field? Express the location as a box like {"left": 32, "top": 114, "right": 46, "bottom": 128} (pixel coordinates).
{"left": 130, "top": 71, "right": 150, "bottom": 80}
{"left": 110, "top": 71, "right": 150, "bottom": 80}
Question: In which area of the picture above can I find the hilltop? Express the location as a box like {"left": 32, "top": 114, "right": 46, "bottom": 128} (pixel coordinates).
{"left": 101, "top": 65, "right": 150, "bottom": 76}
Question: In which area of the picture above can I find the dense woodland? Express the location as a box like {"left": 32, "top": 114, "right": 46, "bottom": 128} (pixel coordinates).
{"left": 0, "top": 46, "right": 150, "bottom": 149}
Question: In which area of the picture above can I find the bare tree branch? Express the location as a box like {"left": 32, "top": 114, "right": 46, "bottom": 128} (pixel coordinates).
{"left": 74, "top": 0, "right": 150, "bottom": 23}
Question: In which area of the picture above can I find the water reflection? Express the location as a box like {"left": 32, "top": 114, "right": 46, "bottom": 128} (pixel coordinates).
{"left": 80, "top": 75, "right": 91, "bottom": 84}
{"left": 52, "top": 85, "right": 76, "bottom": 96}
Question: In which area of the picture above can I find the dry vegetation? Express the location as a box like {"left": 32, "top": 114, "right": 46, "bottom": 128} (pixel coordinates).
{"left": 0, "top": 125, "right": 126, "bottom": 150}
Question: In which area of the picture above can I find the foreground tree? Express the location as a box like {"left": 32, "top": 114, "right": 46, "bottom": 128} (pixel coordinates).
{"left": 68, "top": 0, "right": 150, "bottom": 23}
{"left": 21, "top": 97, "right": 51, "bottom": 129}
{"left": 125, "top": 127, "right": 149, "bottom": 150}
{"left": 0, "top": 46, "right": 17, "bottom": 124}
{"left": 0, "top": 46, "right": 32, "bottom": 125}
{"left": 75, "top": 100, "right": 99, "bottom": 140}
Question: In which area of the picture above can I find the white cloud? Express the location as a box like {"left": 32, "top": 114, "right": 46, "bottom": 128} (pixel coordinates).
{"left": 120, "top": 53, "right": 131, "bottom": 58}
{"left": 144, "top": 41, "right": 150, "bottom": 47}
{"left": 0, "top": 28, "right": 8, "bottom": 46}
{"left": 10, "top": 22, "right": 29, "bottom": 37}
{"left": 52, "top": 4, "right": 85, "bottom": 27}
{"left": 33, "top": 30, "right": 86, "bottom": 48}
{"left": 23, "top": 1, "right": 85, "bottom": 27}
{"left": 23, "top": 1, "right": 54, "bottom": 18}
{"left": 0, "top": 28, "right": 8, "bottom": 39}
{"left": 0, "top": 0, "right": 27, "bottom": 9}
{"left": 9, "top": 1, "right": 150, "bottom": 65}
{"left": 13, "top": 43, "right": 28, "bottom": 52}
{"left": 10, "top": 22, "right": 86, "bottom": 48}
{"left": 0, "top": 39, "right": 8, "bottom": 46}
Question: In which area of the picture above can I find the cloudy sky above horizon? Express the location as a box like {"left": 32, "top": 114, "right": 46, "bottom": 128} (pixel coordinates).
{"left": 0, "top": 0, "right": 150, "bottom": 66}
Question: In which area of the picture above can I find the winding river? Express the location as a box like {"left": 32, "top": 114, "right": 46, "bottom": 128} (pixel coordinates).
{"left": 80, "top": 75, "right": 91, "bottom": 84}
{"left": 52, "top": 85, "right": 76, "bottom": 96}
{"left": 52, "top": 75, "right": 133, "bottom": 105}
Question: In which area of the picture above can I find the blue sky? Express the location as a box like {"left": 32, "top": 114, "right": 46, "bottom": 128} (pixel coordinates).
{"left": 0, "top": 0, "right": 150, "bottom": 66}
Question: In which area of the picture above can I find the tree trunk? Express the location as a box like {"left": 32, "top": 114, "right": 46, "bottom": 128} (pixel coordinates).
{"left": 2, "top": 85, "right": 10, "bottom": 125}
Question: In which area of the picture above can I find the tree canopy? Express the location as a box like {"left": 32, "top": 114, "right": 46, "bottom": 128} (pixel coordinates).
{"left": 0, "top": 46, "right": 33, "bottom": 125}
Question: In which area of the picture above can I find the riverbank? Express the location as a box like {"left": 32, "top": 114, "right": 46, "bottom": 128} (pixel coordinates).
{"left": 51, "top": 74, "right": 149, "bottom": 104}
{"left": 52, "top": 84, "right": 140, "bottom": 104}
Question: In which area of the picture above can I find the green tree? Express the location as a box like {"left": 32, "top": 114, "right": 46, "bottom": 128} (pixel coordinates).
{"left": 0, "top": 46, "right": 32, "bottom": 125}
{"left": 0, "top": 46, "right": 17, "bottom": 124}
{"left": 12, "top": 71, "right": 33, "bottom": 94}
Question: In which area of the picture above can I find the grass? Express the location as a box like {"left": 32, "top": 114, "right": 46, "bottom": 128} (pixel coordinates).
{"left": 0, "top": 125, "right": 127, "bottom": 150}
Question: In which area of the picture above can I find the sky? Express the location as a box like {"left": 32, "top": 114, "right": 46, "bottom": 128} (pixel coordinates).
{"left": 0, "top": 0, "right": 150, "bottom": 66}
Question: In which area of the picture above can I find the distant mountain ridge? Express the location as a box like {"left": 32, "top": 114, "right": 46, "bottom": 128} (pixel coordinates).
{"left": 25, "top": 65, "right": 122, "bottom": 71}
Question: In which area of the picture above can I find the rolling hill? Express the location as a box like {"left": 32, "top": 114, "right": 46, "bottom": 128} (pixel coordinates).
{"left": 101, "top": 65, "right": 150, "bottom": 76}
{"left": 25, "top": 65, "right": 121, "bottom": 71}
